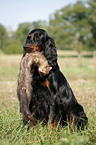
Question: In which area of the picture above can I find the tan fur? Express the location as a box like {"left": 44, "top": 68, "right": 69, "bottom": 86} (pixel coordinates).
{"left": 17, "top": 51, "right": 51, "bottom": 125}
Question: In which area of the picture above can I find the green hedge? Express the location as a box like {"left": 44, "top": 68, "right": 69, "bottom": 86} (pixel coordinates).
{"left": 3, "top": 40, "right": 23, "bottom": 54}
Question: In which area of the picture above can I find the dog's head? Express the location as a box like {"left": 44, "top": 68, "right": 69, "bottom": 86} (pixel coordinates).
{"left": 23, "top": 29, "right": 57, "bottom": 67}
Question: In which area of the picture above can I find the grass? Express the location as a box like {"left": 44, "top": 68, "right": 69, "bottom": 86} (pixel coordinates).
{"left": 0, "top": 51, "right": 96, "bottom": 145}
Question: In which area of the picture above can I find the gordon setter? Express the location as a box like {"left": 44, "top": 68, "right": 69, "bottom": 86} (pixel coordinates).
{"left": 18, "top": 28, "right": 88, "bottom": 129}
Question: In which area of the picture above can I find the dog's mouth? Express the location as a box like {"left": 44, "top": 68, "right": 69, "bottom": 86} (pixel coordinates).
{"left": 23, "top": 44, "right": 42, "bottom": 53}
{"left": 23, "top": 42, "right": 45, "bottom": 56}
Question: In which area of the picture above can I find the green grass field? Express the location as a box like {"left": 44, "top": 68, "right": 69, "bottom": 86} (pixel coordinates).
{"left": 0, "top": 51, "right": 96, "bottom": 145}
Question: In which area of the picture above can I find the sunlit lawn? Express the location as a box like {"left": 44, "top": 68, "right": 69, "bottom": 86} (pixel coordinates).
{"left": 0, "top": 51, "right": 96, "bottom": 145}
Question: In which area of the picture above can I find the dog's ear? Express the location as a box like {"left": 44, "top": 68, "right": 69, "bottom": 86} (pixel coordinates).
{"left": 43, "top": 36, "right": 57, "bottom": 67}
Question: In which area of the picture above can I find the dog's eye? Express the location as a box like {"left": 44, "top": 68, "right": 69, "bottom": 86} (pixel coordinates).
{"left": 34, "top": 33, "right": 39, "bottom": 41}
{"left": 34, "top": 33, "right": 37, "bottom": 36}
{"left": 27, "top": 35, "right": 31, "bottom": 40}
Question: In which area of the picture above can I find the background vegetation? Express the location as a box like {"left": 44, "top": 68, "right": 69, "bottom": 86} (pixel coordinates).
{"left": 0, "top": 0, "right": 96, "bottom": 54}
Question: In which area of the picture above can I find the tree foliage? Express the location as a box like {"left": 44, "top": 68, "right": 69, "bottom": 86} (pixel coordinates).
{"left": 0, "top": 24, "right": 8, "bottom": 50}
{"left": 47, "top": 0, "right": 96, "bottom": 51}
{"left": 0, "top": 0, "right": 96, "bottom": 54}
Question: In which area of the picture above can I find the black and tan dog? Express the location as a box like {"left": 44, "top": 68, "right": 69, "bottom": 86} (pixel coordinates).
{"left": 18, "top": 29, "right": 88, "bottom": 129}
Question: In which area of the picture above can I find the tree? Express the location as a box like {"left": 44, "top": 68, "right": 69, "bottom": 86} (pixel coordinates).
{"left": 15, "top": 23, "right": 31, "bottom": 45}
{"left": 48, "top": 5, "right": 75, "bottom": 49}
{"left": 48, "top": 0, "right": 96, "bottom": 51}
{"left": 0, "top": 24, "right": 8, "bottom": 50}
{"left": 31, "top": 20, "right": 47, "bottom": 30}
{"left": 86, "top": 0, "right": 96, "bottom": 50}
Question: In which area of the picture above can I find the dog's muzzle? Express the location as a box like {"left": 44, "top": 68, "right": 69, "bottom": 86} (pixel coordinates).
{"left": 23, "top": 44, "right": 30, "bottom": 50}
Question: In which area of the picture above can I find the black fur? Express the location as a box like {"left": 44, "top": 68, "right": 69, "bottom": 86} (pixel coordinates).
{"left": 29, "top": 66, "right": 50, "bottom": 124}
{"left": 23, "top": 29, "right": 88, "bottom": 129}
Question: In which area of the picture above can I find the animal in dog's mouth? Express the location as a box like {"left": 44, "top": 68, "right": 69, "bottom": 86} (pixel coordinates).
{"left": 17, "top": 51, "right": 51, "bottom": 126}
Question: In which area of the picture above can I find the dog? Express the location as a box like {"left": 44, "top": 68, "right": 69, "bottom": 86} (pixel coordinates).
{"left": 21, "top": 28, "right": 88, "bottom": 129}
{"left": 17, "top": 51, "right": 51, "bottom": 126}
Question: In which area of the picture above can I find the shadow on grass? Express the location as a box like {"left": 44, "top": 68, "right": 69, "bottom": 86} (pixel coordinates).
{"left": 59, "top": 54, "right": 93, "bottom": 58}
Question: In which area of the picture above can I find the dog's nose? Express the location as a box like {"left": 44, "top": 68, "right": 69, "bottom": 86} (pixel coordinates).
{"left": 23, "top": 44, "right": 30, "bottom": 50}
